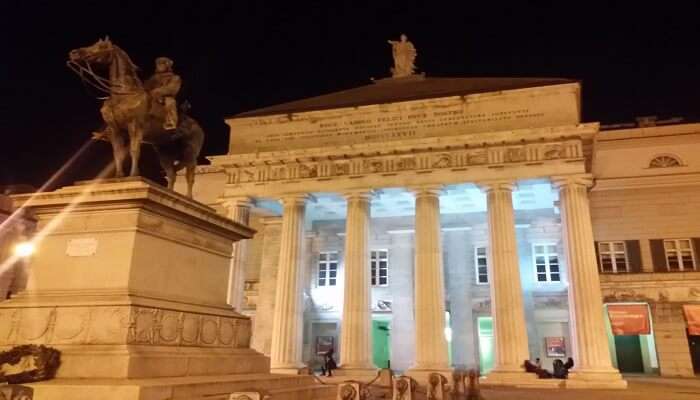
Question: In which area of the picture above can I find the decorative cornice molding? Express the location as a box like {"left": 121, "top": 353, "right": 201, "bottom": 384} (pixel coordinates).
{"left": 591, "top": 172, "right": 700, "bottom": 191}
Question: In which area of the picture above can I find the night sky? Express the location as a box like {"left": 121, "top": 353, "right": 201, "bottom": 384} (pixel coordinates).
{"left": 2, "top": 2, "right": 700, "bottom": 189}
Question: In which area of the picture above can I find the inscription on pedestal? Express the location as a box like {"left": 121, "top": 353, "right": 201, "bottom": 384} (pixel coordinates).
{"left": 66, "top": 238, "right": 98, "bottom": 257}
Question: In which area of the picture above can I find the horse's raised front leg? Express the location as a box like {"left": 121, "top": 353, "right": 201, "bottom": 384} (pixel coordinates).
{"left": 186, "top": 164, "right": 195, "bottom": 198}
{"left": 109, "top": 127, "right": 126, "bottom": 178}
{"left": 154, "top": 146, "right": 176, "bottom": 190}
{"left": 128, "top": 121, "right": 142, "bottom": 177}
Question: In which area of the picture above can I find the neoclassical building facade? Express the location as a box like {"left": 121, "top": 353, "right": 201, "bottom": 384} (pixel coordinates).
{"left": 175, "top": 76, "right": 700, "bottom": 387}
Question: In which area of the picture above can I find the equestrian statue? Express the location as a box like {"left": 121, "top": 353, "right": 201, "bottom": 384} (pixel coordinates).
{"left": 67, "top": 37, "right": 204, "bottom": 197}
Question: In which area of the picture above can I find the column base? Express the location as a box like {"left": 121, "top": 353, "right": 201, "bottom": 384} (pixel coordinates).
{"left": 565, "top": 369, "right": 627, "bottom": 389}
{"left": 481, "top": 368, "right": 558, "bottom": 388}
{"left": 334, "top": 365, "right": 378, "bottom": 378}
{"left": 270, "top": 363, "right": 307, "bottom": 375}
{"left": 405, "top": 366, "right": 453, "bottom": 386}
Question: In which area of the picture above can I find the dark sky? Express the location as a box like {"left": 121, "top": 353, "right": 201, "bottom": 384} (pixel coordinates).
{"left": 2, "top": 1, "right": 700, "bottom": 189}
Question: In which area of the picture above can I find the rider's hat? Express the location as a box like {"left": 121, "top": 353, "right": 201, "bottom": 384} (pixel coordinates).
{"left": 156, "top": 57, "right": 174, "bottom": 68}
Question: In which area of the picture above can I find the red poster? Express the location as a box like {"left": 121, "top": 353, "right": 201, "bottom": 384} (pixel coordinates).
{"left": 607, "top": 304, "right": 651, "bottom": 335}
{"left": 683, "top": 305, "right": 700, "bottom": 335}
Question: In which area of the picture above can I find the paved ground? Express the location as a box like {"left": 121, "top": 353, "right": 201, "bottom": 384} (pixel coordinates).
{"left": 320, "top": 374, "right": 700, "bottom": 400}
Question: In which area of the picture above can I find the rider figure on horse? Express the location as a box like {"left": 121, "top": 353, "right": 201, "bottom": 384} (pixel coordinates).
{"left": 145, "top": 56, "right": 181, "bottom": 131}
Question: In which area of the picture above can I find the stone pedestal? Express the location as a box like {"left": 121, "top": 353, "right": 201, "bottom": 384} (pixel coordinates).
{"left": 553, "top": 175, "right": 627, "bottom": 389}
{"left": 0, "top": 178, "right": 270, "bottom": 398}
{"left": 406, "top": 187, "right": 451, "bottom": 384}
{"left": 479, "top": 181, "right": 537, "bottom": 386}
{"left": 337, "top": 191, "right": 376, "bottom": 375}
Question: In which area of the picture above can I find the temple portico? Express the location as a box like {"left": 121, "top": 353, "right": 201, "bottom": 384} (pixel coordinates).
{"left": 174, "top": 79, "right": 629, "bottom": 388}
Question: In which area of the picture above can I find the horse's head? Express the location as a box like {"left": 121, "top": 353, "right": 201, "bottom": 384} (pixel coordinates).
{"left": 69, "top": 37, "right": 115, "bottom": 66}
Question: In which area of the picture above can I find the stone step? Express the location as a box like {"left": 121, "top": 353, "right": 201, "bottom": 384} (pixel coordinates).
{"left": 28, "top": 373, "right": 338, "bottom": 400}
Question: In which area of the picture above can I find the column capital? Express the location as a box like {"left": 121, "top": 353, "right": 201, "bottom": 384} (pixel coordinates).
{"left": 476, "top": 180, "right": 517, "bottom": 194}
{"left": 342, "top": 189, "right": 376, "bottom": 202}
{"left": 261, "top": 216, "right": 283, "bottom": 225}
{"left": 220, "top": 196, "right": 254, "bottom": 209}
{"left": 278, "top": 193, "right": 313, "bottom": 207}
{"left": 550, "top": 174, "right": 594, "bottom": 189}
{"left": 407, "top": 185, "right": 443, "bottom": 197}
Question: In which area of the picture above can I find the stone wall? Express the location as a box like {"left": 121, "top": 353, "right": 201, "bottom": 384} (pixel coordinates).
{"left": 651, "top": 303, "right": 695, "bottom": 377}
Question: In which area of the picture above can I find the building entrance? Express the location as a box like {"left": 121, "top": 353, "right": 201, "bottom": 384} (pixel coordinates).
{"left": 372, "top": 319, "right": 390, "bottom": 368}
{"left": 614, "top": 335, "right": 645, "bottom": 373}
{"left": 688, "top": 331, "right": 700, "bottom": 374}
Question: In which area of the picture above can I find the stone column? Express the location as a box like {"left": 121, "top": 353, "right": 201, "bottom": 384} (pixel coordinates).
{"left": 222, "top": 197, "right": 253, "bottom": 311}
{"left": 270, "top": 194, "right": 308, "bottom": 373}
{"left": 251, "top": 217, "right": 282, "bottom": 356}
{"left": 406, "top": 186, "right": 451, "bottom": 382}
{"left": 338, "top": 190, "right": 376, "bottom": 375}
{"left": 479, "top": 181, "right": 535, "bottom": 384}
{"left": 552, "top": 175, "right": 626, "bottom": 389}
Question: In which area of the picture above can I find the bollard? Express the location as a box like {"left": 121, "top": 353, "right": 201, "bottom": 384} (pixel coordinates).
{"left": 228, "top": 390, "right": 270, "bottom": 400}
{"left": 0, "top": 385, "right": 34, "bottom": 400}
{"left": 427, "top": 372, "right": 448, "bottom": 400}
{"left": 392, "top": 375, "right": 417, "bottom": 400}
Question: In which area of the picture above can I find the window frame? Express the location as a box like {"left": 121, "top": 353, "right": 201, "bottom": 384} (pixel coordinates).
{"left": 474, "top": 246, "right": 489, "bottom": 285}
{"left": 597, "top": 241, "right": 629, "bottom": 273}
{"left": 663, "top": 239, "right": 696, "bottom": 271}
{"left": 532, "top": 243, "right": 561, "bottom": 283}
{"left": 370, "top": 249, "right": 389, "bottom": 287}
{"left": 317, "top": 251, "right": 339, "bottom": 287}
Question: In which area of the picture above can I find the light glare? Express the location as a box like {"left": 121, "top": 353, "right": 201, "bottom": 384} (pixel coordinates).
{"left": 14, "top": 242, "right": 35, "bottom": 258}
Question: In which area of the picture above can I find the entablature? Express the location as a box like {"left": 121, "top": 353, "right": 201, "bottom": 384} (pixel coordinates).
{"left": 211, "top": 123, "right": 596, "bottom": 198}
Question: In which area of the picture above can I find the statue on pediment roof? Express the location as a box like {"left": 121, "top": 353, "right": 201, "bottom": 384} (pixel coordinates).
{"left": 387, "top": 34, "right": 417, "bottom": 78}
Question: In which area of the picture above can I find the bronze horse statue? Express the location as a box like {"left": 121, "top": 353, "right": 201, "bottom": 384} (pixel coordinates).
{"left": 67, "top": 37, "right": 204, "bottom": 197}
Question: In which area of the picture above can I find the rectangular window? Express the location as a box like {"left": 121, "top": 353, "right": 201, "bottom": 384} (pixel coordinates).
{"left": 533, "top": 244, "right": 561, "bottom": 282}
{"left": 475, "top": 246, "right": 489, "bottom": 284}
{"left": 371, "top": 250, "right": 389, "bottom": 286}
{"left": 598, "top": 241, "right": 628, "bottom": 273}
{"left": 318, "top": 251, "right": 338, "bottom": 286}
{"left": 664, "top": 239, "right": 696, "bottom": 271}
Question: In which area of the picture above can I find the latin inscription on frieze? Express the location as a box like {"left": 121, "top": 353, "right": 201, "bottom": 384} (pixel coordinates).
{"left": 228, "top": 83, "right": 580, "bottom": 154}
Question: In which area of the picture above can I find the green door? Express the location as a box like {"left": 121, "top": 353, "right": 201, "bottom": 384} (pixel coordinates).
{"left": 478, "top": 317, "right": 494, "bottom": 374}
{"left": 372, "top": 320, "right": 390, "bottom": 368}
{"left": 614, "top": 335, "right": 644, "bottom": 373}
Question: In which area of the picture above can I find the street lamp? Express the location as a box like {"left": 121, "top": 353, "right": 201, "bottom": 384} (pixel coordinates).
{"left": 13, "top": 241, "right": 35, "bottom": 258}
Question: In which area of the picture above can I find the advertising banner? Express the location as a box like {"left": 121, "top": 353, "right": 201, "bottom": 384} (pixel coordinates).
{"left": 607, "top": 304, "right": 651, "bottom": 335}
{"left": 683, "top": 304, "right": 700, "bottom": 335}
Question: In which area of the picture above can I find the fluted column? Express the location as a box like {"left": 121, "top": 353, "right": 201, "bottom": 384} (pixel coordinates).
{"left": 406, "top": 186, "right": 451, "bottom": 382}
{"left": 270, "top": 194, "right": 308, "bottom": 373}
{"left": 222, "top": 197, "right": 253, "bottom": 311}
{"left": 479, "top": 181, "right": 535, "bottom": 384}
{"left": 552, "top": 175, "right": 626, "bottom": 389}
{"left": 338, "top": 190, "right": 376, "bottom": 375}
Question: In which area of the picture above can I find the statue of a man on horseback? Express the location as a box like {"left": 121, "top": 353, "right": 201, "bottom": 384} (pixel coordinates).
{"left": 67, "top": 37, "right": 204, "bottom": 197}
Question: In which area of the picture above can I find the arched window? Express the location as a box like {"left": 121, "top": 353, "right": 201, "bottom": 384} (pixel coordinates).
{"left": 649, "top": 155, "right": 682, "bottom": 168}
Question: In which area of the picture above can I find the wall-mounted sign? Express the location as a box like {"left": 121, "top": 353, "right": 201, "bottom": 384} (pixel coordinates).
{"left": 607, "top": 304, "right": 651, "bottom": 335}
{"left": 66, "top": 238, "right": 98, "bottom": 257}
{"left": 545, "top": 336, "right": 566, "bottom": 357}
{"left": 683, "top": 305, "right": 700, "bottom": 335}
{"left": 315, "top": 336, "right": 334, "bottom": 355}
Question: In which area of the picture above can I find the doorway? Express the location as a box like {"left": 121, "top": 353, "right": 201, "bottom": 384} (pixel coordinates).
{"left": 477, "top": 317, "right": 494, "bottom": 374}
{"left": 372, "top": 319, "right": 390, "bottom": 368}
{"left": 614, "top": 335, "right": 645, "bottom": 373}
{"left": 688, "top": 331, "right": 700, "bottom": 374}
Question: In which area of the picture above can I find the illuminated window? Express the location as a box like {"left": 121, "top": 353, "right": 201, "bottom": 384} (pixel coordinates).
{"left": 649, "top": 155, "right": 682, "bottom": 168}
{"left": 664, "top": 239, "right": 696, "bottom": 271}
{"left": 533, "top": 244, "right": 561, "bottom": 282}
{"left": 598, "top": 241, "right": 628, "bottom": 273}
{"left": 474, "top": 246, "right": 489, "bottom": 284}
{"left": 318, "top": 251, "right": 338, "bottom": 286}
{"left": 371, "top": 250, "right": 389, "bottom": 286}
